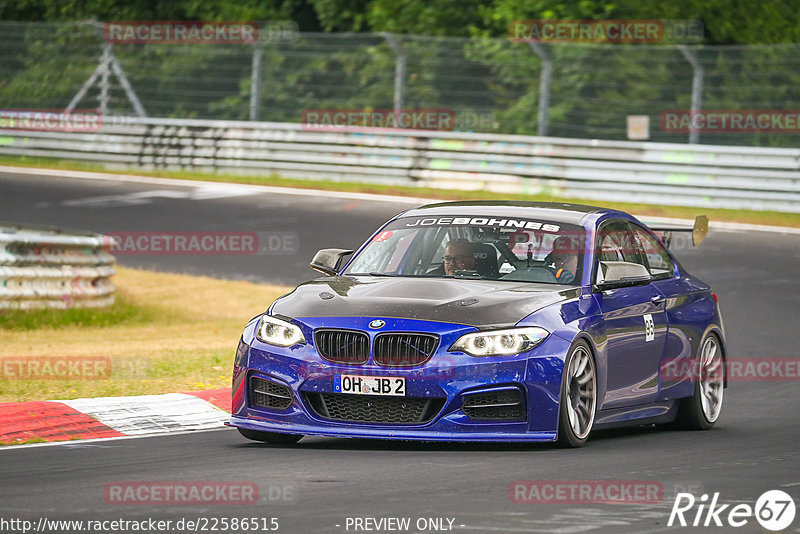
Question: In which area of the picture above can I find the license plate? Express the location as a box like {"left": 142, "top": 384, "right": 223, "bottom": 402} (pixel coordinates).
{"left": 334, "top": 374, "right": 405, "bottom": 396}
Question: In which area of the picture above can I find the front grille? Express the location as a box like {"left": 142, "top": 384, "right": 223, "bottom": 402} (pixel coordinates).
{"left": 462, "top": 389, "right": 525, "bottom": 421}
{"left": 374, "top": 333, "right": 439, "bottom": 367}
{"left": 304, "top": 393, "right": 445, "bottom": 424}
{"left": 315, "top": 329, "right": 369, "bottom": 364}
{"left": 250, "top": 376, "right": 293, "bottom": 410}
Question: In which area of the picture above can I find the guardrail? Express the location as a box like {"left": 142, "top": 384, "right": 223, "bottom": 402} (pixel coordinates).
{"left": 0, "top": 224, "right": 115, "bottom": 310}
{"left": 0, "top": 117, "right": 798, "bottom": 212}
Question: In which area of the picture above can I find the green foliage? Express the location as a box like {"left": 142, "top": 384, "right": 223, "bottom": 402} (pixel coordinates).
{"left": 475, "top": 0, "right": 800, "bottom": 45}
{"left": 309, "top": 0, "right": 371, "bottom": 32}
{"left": 0, "top": 0, "right": 306, "bottom": 25}
{"left": 365, "top": 0, "right": 486, "bottom": 37}
{"left": 2, "top": 0, "right": 800, "bottom": 45}
{"left": 1, "top": 3, "right": 799, "bottom": 145}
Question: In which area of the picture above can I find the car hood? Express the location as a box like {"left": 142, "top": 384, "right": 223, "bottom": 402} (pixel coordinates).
{"left": 270, "top": 276, "right": 578, "bottom": 329}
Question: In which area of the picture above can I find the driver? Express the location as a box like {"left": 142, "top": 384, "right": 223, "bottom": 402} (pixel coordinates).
{"left": 549, "top": 235, "right": 579, "bottom": 284}
{"left": 442, "top": 239, "right": 476, "bottom": 275}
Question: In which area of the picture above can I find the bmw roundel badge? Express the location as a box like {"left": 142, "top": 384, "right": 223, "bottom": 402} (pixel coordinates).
{"left": 369, "top": 319, "right": 385, "bottom": 329}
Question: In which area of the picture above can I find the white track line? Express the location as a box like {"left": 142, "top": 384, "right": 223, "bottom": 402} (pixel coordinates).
{"left": 0, "top": 165, "right": 430, "bottom": 205}
{"left": 0, "top": 427, "right": 230, "bottom": 451}
{"left": 2, "top": 165, "right": 798, "bottom": 234}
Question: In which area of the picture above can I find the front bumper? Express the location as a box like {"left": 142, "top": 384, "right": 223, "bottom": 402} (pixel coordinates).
{"left": 227, "top": 316, "right": 571, "bottom": 442}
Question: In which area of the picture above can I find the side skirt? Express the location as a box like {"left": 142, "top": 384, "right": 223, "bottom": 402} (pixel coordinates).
{"left": 592, "top": 401, "right": 678, "bottom": 430}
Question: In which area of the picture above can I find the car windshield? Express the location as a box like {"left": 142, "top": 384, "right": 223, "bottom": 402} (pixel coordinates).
{"left": 344, "top": 215, "right": 585, "bottom": 285}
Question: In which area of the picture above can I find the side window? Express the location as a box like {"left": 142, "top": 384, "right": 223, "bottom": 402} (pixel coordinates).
{"left": 596, "top": 222, "right": 627, "bottom": 262}
{"left": 596, "top": 221, "right": 650, "bottom": 270}
{"left": 630, "top": 225, "right": 675, "bottom": 278}
{"left": 619, "top": 223, "right": 649, "bottom": 269}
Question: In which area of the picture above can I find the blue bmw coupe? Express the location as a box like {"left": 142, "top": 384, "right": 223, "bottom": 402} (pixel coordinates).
{"left": 228, "top": 201, "right": 726, "bottom": 447}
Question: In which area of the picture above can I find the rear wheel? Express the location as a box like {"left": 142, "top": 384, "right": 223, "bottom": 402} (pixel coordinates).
{"left": 556, "top": 340, "right": 597, "bottom": 448}
{"left": 237, "top": 428, "right": 303, "bottom": 445}
{"left": 674, "top": 333, "right": 724, "bottom": 430}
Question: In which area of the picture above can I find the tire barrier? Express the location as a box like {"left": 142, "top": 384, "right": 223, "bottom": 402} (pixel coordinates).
{"left": 0, "top": 224, "right": 115, "bottom": 310}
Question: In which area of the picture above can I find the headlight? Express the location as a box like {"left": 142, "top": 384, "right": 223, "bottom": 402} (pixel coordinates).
{"left": 255, "top": 315, "right": 306, "bottom": 347}
{"left": 449, "top": 327, "right": 549, "bottom": 357}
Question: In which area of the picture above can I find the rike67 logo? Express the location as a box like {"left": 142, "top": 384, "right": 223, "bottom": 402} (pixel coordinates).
{"left": 669, "top": 490, "right": 796, "bottom": 531}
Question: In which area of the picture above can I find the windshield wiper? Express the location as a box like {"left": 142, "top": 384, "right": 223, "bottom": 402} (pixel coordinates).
{"left": 348, "top": 272, "right": 401, "bottom": 277}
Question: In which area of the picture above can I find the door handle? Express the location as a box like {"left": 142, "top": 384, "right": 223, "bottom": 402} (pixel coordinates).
{"left": 651, "top": 295, "right": 665, "bottom": 305}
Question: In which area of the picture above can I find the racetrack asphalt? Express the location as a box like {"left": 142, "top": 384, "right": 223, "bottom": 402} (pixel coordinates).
{"left": 1, "top": 169, "right": 798, "bottom": 534}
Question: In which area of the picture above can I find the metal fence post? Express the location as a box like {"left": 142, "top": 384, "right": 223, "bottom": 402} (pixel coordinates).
{"left": 109, "top": 50, "right": 147, "bottom": 117}
{"left": 383, "top": 33, "right": 406, "bottom": 114}
{"left": 66, "top": 24, "right": 147, "bottom": 117}
{"left": 678, "top": 45, "right": 704, "bottom": 144}
{"left": 249, "top": 43, "right": 263, "bottom": 121}
{"left": 65, "top": 43, "right": 106, "bottom": 114}
{"left": 529, "top": 43, "right": 552, "bottom": 137}
{"left": 98, "top": 44, "right": 111, "bottom": 116}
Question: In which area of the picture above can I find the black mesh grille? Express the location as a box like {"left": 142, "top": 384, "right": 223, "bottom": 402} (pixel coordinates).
{"left": 374, "top": 333, "right": 439, "bottom": 366}
{"left": 305, "top": 393, "right": 444, "bottom": 424}
{"left": 250, "top": 376, "right": 293, "bottom": 410}
{"left": 315, "top": 329, "right": 369, "bottom": 364}
{"left": 462, "top": 389, "right": 525, "bottom": 421}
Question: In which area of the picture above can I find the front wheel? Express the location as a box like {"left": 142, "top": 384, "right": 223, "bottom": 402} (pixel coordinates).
{"left": 237, "top": 428, "right": 303, "bottom": 445}
{"left": 674, "top": 333, "right": 724, "bottom": 430}
{"left": 556, "top": 340, "right": 597, "bottom": 448}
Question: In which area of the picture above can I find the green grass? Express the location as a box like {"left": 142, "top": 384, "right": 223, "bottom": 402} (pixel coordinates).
{"left": 0, "top": 348, "right": 233, "bottom": 402}
{"left": 0, "top": 266, "right": 289, "bottom": 402}
{"left": 1, "top": 154, "right": 798, "bottom": 228}
{"left": 0, "top": 294, "right": 155, "bottom": 330}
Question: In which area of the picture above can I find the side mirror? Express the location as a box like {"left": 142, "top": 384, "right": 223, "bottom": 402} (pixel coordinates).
{"left": 594, "top": 261, "right": 651, "bottom": 291}
{"left": 692, "top": 215, "right": 708, "bottom": 247}
{"left": 310, "top": 248, "right": 354, "bottom": 276}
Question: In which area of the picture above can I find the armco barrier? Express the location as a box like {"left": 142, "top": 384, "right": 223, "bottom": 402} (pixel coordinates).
{"left": 0, "top": 224, "right": 115, "bottom": 310}
{"left": 0, "top": 117, "right": 798, "bottom": 212}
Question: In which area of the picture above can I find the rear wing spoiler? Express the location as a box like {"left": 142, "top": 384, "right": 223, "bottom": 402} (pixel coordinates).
{"left": 647, "top": 215, "right": 708, "bottom": 248}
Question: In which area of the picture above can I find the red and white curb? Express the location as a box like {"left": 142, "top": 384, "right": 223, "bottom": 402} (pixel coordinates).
{"left": 0, "top": 388, "right": 231, "bottom": 445}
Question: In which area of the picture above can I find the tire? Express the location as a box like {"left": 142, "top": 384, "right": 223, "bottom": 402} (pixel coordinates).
{"left": 237, "top": 428, "right": 303, "bottom": 445}
{"left": 673, "top": 333, "right": 724, "bottom": 430}
{"left": 556, "top": 340, "right": 597, "bottom": 448}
